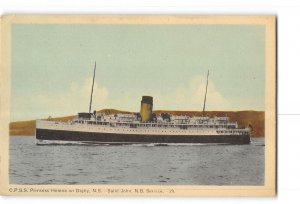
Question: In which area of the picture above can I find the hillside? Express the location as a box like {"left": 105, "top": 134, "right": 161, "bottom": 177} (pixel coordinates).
{"left": 9, "top": 109, "right": 264, "bottom": 137}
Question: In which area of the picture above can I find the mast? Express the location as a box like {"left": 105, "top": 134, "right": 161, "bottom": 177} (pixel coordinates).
{"left": 202, "top": 69, "right": 209, "bottom": 115}
{"left": 89, "top": 61, "right": 96, "bottom": 113}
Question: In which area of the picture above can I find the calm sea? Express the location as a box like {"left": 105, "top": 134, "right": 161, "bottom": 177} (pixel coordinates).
{"left": 9, "top": 136, "right": 264, "bottom": 185}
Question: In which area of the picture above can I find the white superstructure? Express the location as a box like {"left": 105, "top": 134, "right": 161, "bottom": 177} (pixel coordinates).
{"left": 37, "top": 113, "right": 249, "bottom": 136}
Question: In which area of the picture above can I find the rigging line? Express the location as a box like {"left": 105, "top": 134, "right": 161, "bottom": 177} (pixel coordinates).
{"left": 203, "top": 69, "right": 209, "bottom": 115}
{"left": 89, "top": 61, "right": 96, "bottom": 113}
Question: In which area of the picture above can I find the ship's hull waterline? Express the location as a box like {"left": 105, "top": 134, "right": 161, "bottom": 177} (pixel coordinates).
{"left": 36, "top": 128, "right": 250, "bottom": 145}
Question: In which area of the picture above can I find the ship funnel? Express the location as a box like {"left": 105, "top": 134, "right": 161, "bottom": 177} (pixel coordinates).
{"left": 140, "top": 96, "right": 153, "bottom": 122}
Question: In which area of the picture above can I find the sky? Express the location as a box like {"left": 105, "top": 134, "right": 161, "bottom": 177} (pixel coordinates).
{"left": 11, "top": 24, "right": 265, "bottom": 121}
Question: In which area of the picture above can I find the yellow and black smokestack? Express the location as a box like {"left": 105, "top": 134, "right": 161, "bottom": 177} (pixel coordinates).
{"left": 140, "top": 96, "right": 153, "bottom": 122}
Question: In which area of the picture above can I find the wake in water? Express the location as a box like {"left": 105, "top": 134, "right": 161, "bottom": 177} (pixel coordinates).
{"left": 10, "top": 136, "right": 265, "bottom": 185}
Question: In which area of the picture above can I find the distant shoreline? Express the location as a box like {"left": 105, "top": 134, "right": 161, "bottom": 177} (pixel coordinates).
{"left": 9, "top": 109, "right": 265, "bottom": 137}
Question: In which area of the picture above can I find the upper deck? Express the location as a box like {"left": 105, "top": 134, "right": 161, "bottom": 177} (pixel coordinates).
{"left": 72, "top": 113, "right": 243, "bottom": 131}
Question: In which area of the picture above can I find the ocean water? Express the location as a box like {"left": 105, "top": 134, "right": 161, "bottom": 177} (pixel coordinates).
{"left": 9, "top": 136, "right": 264, "bottom": 185}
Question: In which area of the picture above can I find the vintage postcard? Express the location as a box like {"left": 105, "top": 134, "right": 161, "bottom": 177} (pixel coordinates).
{"left": 0, "top": 15, "right": 276, "bottom": 196}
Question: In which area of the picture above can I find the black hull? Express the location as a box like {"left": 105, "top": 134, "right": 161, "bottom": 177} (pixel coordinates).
{"left": 36, "top": 128, "right": 250, "bottom": 145}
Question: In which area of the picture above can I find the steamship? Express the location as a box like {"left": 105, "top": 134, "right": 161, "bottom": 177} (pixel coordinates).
{"left": 36, "top": 63, "right": 250, "bottom": 145}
